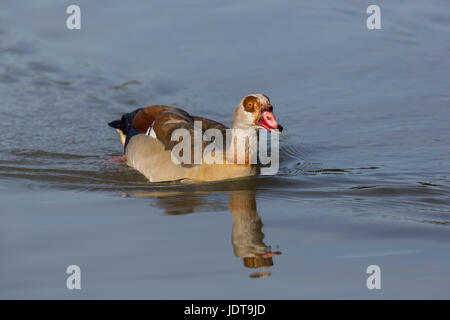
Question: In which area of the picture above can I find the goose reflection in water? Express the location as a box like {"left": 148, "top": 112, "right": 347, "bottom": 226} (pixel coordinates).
{"left": 126, "top": 187, "right": 281, "bottom": 278}
{"left": 228, "top": 190, "right": 281, "bottom": 278}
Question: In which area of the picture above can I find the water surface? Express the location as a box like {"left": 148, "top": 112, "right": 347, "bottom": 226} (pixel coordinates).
{"left": 0, "top": 0, "right": 449, "bottom": 298}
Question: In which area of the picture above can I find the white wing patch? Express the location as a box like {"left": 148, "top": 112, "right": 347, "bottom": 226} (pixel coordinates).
{"left": 146, "top": 127, "right": 157, "bottom": 138}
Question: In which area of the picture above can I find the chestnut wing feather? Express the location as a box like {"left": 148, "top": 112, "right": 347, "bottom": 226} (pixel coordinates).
{"left": 132, "top": 105, "right": 174, "bottom": 133}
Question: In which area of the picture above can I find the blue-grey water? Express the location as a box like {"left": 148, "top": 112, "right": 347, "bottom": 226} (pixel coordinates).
{"left": 0, "top": 0, "right": 449, "bottom": 299}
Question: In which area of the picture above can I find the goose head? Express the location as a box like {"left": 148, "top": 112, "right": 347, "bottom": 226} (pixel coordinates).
{"left": 232, "top": 94, "right": 283, "bottom": 134}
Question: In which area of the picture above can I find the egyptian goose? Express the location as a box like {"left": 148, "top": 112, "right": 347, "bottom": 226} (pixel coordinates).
{"left": 108, "top": 94, "right": 283, "bottom": 182}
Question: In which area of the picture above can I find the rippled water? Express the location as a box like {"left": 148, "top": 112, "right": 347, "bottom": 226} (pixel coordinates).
{"left": 0, "top": 0, "right": 449, "bottom": 298}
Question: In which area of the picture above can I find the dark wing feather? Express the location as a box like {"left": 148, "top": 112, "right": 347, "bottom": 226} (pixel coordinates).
{"left": 108, "top": 108, "right": 143, "bottom": 135}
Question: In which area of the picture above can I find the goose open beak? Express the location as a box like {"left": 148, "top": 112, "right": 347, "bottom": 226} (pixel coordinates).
{"left": 259, "top": 109, "right": 283, "bottom": 134}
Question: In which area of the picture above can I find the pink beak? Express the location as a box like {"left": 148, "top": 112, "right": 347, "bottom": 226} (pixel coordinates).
{"left": 259, "top": 109, "right": 283, "bottom": 134}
